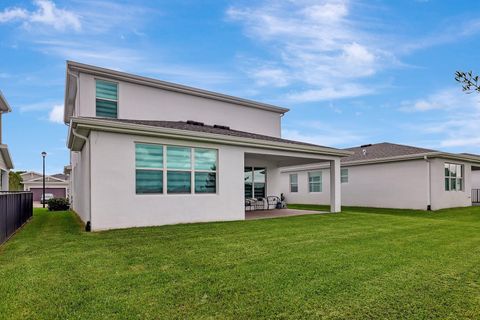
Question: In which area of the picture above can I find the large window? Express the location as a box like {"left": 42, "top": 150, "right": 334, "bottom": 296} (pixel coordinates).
{"left": 135, "top": 143, "right": 217, "bottom": 194}
{"left": 289, "top": 174, "right": 298, "bottom": 193}
{"left": 308, "top": 171, "right": 322, "bottom": 192}
{"left": 96, "top": 79, "right": 118, "bottom": 118}
{"left": 341, "top": 168, "right": 349, "bottom": 183}
{"left": 244, "top": 167, "right": 266, "bottom": 198}
{"left": 445, "top": 163, "right": 464, "bottom": 191}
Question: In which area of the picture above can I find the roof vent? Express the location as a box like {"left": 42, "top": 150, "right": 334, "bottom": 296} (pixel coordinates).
{"left": 360, "top": 144, "right": 372, "bottom": 148}
{"left": 186, "top": 120, "right": 204, "bottom": 126}
{"left": 213, "top": 124, "right": 230, "bottom": 130}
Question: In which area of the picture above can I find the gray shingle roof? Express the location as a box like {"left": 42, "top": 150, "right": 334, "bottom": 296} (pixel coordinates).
{"left": 342, "top": 142, "right": 437, "bottom": 163}
{"left": 52, "top": 173, "right": 69, "bottom": 181}
{"left": 86, "top": 117, "right": 341, "bottom": 150}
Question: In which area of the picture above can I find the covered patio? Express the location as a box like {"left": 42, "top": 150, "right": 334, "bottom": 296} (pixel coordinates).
{"left": 243, "top": 147, "right": 348, "bottom": 217}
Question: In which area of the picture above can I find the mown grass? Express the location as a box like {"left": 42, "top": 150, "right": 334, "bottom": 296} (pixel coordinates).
{"left": 1, "top": 206, "right": 480, "bottom": 319}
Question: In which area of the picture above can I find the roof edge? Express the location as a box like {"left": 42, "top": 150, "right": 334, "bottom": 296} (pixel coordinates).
{"left": 0, "top": 144, "right": 14, "bottom": 169}
{"left": 0, "top": 90, "right": 12, "bottom": 113}
{"left": 68, "top": 117, "right": 352, "bottom": 157}
{"left": 65, "top": 61, "right": 290, "bottom": 120}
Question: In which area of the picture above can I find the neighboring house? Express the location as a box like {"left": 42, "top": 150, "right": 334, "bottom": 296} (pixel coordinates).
{"left": 21, "top": 171, "right": 70, "bottom": 201}
{"left": 281, "top": 142, "right": 480, "bottom": 210}
{"left": 0, "top": 91, "right": 14, "bottom": 191}
{"left": 64, "top": 61, "right": 351, "bottom": 231}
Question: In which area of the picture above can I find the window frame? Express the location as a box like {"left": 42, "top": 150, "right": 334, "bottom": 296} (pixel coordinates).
{"left": 135, "top": 143, "right": 164, "bottom": 194}
{"left": 308, "top": 171, "right": 322, "bottom": 193}
{"left": 289, "top": 173, "right": 298, "bottom": 193}
{"left": 135, "top": 142, "right": 218, "bottom": 195}
{"left": 95, "top": 78, "right": 119, "bottom": 118}
{"left": 341, "top": 168, "right": 349, "bottom": 184}
{"left": 244, "top": 167, "right": 267, "bottom": 198}
{"left": 444, "top": 162, "right": 464, "bottom": 192}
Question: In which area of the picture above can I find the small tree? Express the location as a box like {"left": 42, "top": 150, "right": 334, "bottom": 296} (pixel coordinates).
{"left": 455, "top": 71, "right": 480, "bottom": 93}
{"left": 9, "top": 171, "right": 23, "bottom": 191}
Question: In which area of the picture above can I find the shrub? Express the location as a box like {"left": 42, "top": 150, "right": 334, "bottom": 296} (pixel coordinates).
{"left": 47, "top": 198, "right": 70, "bottom": 211}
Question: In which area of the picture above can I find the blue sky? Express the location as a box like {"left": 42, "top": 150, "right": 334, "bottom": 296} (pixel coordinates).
{"left": 0, "top": 0, "right": 480, "bottom": 174}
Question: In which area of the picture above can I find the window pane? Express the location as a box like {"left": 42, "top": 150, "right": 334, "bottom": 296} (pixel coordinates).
{"left": 254, "top": 182, "right": 265, "bottom": 198}
{"left": 136, "top": 144, "right": 163, "bottom": 169}
{"left": 195, "top": 172, "right": 216, "bottom": 193}
{"left": 310, "top": 183, "right": 321, "bottom": 192}
{"left": 451, "top": 178, "right": 457, "bottom": 191}
{"left": 96, "top": 99, "right": 118, "bottom": 118}
{"left": 254, "top": 168, "right": 266, "bottom": 183}
{"left": 167, "top": 146, "right": 191, "bottom": 169}
{"left": 341, "top": 168, "right": 348, "bottom": 183}
{"left": 457, "top": 178, "right": 463, "bottom": 191}
{"left": 445, "top": 178, "right": 449, "bottom": 191}
{"left": 195, "top": 148, "right": 217, "bottom": 170}
{"left": 167, "top": 171, "right": 191, "bottom": 193}
{"left": 444, "top": 163, "right": 450, "bottom": 177}
{"left": 136, "top": 170, "right": 162, "bottom": 194}
{"left": 457, "top": 165, "right": 463, "bottom": 178}
{"left": 450, "top": 164, "right": 457, "bottom": 177}
{"left": 290, "top": 174, "right": 297, "bottom": 184}
{"left": 96, "top": 80, "right": 118, "bottom": 100}
{"left": 309, "top": 171, "right": 321, "bottom": 183}
{"left": 291, "top": 184, "right": 298, "bottom": 193}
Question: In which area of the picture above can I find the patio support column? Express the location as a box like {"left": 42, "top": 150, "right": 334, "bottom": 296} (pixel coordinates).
{"left": 329, "top": 159, "right": 341, "bottom": 213}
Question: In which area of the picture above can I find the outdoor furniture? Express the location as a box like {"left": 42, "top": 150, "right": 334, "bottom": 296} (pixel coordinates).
{"left": 255, "top": 197, "right": 266, "bottom": 210}
{"left": 245, "top": 198, "right": 256, "bottom": 211}
{"left": 266, "top": 196, "right": 280, "bottom": 209}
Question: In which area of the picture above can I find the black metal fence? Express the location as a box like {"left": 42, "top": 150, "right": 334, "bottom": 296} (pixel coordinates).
{"left": 0, "top": 192, "right": 33, "bottom": 245}
{"left": 472, "top": 189, "right": 480, "bottom": 204}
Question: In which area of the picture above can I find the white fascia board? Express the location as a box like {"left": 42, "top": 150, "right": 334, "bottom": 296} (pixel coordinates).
{"left": 68, "top": 117, "right": 353, "bottom": 158}
{"left": 0, "top": 90, "right": 12, "bottom": 113}
{"left": 0, "top": 144, "right": 13, "bottom": 169}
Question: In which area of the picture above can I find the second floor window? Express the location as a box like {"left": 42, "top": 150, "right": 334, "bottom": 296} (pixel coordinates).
{"left": 96, "top": 79, "right": 118, "bottom": 118}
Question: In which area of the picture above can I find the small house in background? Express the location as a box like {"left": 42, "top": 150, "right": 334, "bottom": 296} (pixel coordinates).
{"left": 21, "top": 171, "right": 70, "bottom": 201}
{"left": 0, "top": 90, "right": 15, "bottom": 190}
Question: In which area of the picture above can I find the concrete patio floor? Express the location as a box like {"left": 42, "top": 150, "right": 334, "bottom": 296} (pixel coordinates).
{"left": 245, "top": 208, "right": 327, "bottom": 220}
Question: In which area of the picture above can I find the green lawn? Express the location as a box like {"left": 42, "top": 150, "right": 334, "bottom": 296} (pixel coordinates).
{"left": 1, "top": 206, "right": 480, "bottom": 319}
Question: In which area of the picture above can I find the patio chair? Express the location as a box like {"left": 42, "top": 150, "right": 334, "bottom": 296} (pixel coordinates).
{"left": 266, "top": 196, "right": 281, "bottom": 209}
{"left": 245, "top": 198, "right": 256, "bottom": 211}
{"left": 255, "top": 197, "right": 266, "bottom": 210}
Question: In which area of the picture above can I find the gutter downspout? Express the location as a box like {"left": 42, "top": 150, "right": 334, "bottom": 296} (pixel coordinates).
{"left": 72, "top": 128, "right": 92, "bottom": 231}
{"left": 424, "top": 155, "right": 432, "bottom": 211}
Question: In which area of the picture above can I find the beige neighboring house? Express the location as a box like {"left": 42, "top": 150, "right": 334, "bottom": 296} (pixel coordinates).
{"left": 63, "top": 61, "right": 351, "bottom": 231}
{"left": 21, "top": 172, "right": 70, "bottom": 201}
{"left": 282, "top": 143, "right": 480, "bottom": 210}
{"left": 0, "top": 91, "right": 14, "bottom": 191}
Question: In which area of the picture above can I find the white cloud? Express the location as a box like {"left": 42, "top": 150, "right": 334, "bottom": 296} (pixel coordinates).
{"left": 0, "top": 0, "right": 81, "bottom": 31}
{"left": 400, "top": 88, "right": 480, "bottom": 112}
{"left": 227, "top": 0, "right": 395, "bottom": 101}
{"left": 48, "top": 104, "right": 63, "bottom": 124}
{"left": 286, "top": 84, "right": 376, "bottom": 103}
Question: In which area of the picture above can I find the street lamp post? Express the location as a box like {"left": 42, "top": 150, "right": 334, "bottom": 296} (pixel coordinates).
{"left": 41, "top": 152, "right": 47, "bottom": 208}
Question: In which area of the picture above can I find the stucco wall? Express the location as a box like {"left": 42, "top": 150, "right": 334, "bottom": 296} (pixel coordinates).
{"left": 88, "top": 131, "right": 246, "bottom": 231}
{"left": 75, "top": 73, "right": 282, "bottom": 137}
{"left": 282, "top": 160, "right": 431, "bottom": 210}
{"left": 70, "top": 142, "right": 91, "bottom": 223}
{"left": 429, "top": 158, "right": 472, "bottom": 210}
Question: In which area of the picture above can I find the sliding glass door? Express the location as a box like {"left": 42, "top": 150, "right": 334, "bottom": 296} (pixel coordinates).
{"left": 244, "top": 167, "right": 266, "bottom": 198}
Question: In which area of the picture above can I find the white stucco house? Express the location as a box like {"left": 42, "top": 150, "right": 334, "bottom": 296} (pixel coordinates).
{"left": 0, "top": 91, "right": 14, "bottom": 190}
{"left": 21, "top": 172, "right": 70, "bottom": 201}
{"left": 63, "top": 61, "right": 351, "bottom": 231}
{"left": 281, "top": 142, "right": 480, "bottom": 210}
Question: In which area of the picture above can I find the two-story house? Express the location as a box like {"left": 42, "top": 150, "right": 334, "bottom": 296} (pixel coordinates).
{"left": 0, "top": 91, "right": 14, "bottom": 191}
{"left": 63, "top": 61, "right": 350, "bottom": 231}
